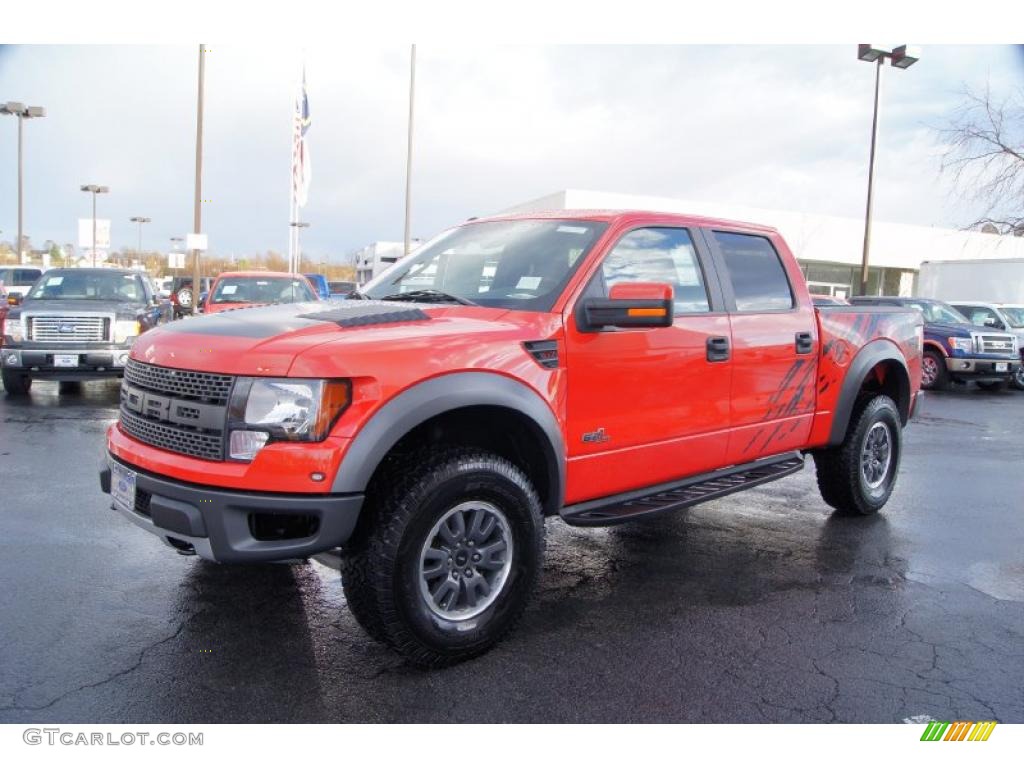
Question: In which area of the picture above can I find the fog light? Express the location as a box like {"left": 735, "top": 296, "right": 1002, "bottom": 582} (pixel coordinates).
{"left": 229, "top": 430, "right": 269, "bottom": 460}
{"left": 4, "top": 353, "right": 17, "bottom": 365}
{"left": 117, "top": 352, "right": 130, "bottom": 365}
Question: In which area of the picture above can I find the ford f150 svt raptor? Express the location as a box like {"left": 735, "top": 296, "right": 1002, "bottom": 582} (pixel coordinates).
{"left": 99, "top": 211, "right": 923, "bottom": 666}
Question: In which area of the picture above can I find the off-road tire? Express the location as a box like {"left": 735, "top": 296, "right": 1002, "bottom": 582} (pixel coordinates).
{"left": 813, "top": 394, "right": 902, "bottom": 516}
{"left": 921, "top": 349, "right": 949, "bottom": 391}
{"left": 2, "top": 368, "right": 32, "bottom": 395}
{"left": 339, "top": 447, "right": 545, "bottom": 667}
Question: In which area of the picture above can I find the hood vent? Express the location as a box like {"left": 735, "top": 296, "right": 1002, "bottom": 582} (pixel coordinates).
{"left": 524, "top": 340, "right": 560, "bottom": 369}
{"left": 298, "top": 304, "right": 430, "bottom": 328}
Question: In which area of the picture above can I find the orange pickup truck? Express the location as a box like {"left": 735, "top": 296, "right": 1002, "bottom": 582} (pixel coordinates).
{"left": 100, "top": 210, "right": 923, "bottom": 666}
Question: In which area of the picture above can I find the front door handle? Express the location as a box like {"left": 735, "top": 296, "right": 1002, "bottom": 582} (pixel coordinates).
{"left": 796, "top": 331, "right": 814, "bottom": 355}
{"left": 706, "top": 336, "right": 730, "bottom": 362}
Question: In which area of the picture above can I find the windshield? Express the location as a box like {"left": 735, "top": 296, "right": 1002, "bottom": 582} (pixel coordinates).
{"left": 903, "top": 300, "right": 969, "bottom": 325}
{"left": 363, "top": 219, "right": 609, "bottom": 310}
{"left": 999, "top": 306, "right": 1024, "bottom": 327}
{"left": 210, "top": 276, "right": 315, "bottom": 305}
{"left": 28, "top": 271, "right": 144, "bottom": 302}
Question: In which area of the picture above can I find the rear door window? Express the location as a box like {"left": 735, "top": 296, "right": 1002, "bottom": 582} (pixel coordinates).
{"left": 713, "top": 232, "right": 794, "bottom": 312}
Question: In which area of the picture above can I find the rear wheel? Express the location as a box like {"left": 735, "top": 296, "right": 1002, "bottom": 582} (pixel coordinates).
{"left": 1, "top": 368, "right": 32, "bottom": 395}
{"left": 339, "top": 447, "right": 544, "bottom": 667}
{"left": 920, "top": 349, "right": 948, "bottom": 391}
{"left": 813, "top": 394, "right": 902, "bottom": 516}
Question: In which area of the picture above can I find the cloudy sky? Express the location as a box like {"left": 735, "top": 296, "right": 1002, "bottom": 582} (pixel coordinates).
{"left": 0, "top": 44, "right": 1021, "bottom": 262}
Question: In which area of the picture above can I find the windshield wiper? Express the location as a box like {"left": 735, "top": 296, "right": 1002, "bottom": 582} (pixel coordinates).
{"left": 378, "top": 289, "right": 477, "bottom": 306}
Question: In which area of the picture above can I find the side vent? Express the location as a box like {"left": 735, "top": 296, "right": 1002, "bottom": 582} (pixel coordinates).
{"left": 523, "top": 340, "right": 560, "bottom": 369}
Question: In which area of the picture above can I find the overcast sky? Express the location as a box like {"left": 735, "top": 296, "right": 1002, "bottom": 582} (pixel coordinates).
{"left": 0, "top": 44, "right": 1021, "bottom": 262}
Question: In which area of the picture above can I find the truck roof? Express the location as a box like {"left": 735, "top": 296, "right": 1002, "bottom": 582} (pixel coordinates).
{"left": 473, "top": 209, "right": 779, "bottom": 234}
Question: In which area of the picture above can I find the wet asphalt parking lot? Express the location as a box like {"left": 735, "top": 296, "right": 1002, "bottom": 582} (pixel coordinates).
{"left": 1, "top": 379, "right": 1022, "bottom": 723}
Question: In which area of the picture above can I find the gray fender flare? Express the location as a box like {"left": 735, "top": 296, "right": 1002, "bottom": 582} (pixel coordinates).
{"left": 330, "top": 372, "right": 565, "bottom": 515}
{"left": 827, "top": 339, "right": 910, "bottom": 446}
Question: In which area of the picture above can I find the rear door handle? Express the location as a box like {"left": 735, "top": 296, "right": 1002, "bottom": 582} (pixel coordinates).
{"left": 796, "top": 332, "right": 814, "bottom": 355}
{"left": 706, "top": 336, "right": 730, "bottom": 362}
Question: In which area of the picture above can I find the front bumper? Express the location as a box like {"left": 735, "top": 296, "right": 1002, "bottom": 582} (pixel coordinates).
{"left": 1, "top": 344, "right": 132, "bottom": 379}
{"left": 100, "top": 453, "right": 364, "bottom": 563}
{"left": 944, "top": 357, "right": 1020, "bottom": 380}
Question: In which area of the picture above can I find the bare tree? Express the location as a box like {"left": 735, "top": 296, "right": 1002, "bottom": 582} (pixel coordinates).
{"left": 939, "top": 85, "right": 1024, "bottom": 235}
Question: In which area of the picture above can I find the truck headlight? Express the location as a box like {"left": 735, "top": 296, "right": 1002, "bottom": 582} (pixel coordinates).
{"left": 948, "top": 337, "right": 973, "bottom": 354}
{"left": 113, "top": 319, "right": 141, "bottom": 343}
{"left": 227, "top": 378, "right": 350, "bottom": 459}
{"left": 6, "top": 317, "right": 25, "bottom": 343}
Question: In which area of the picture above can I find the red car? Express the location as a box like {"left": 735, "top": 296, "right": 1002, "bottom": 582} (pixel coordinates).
{"left": 203, "top": 271, "right": 318, "bottom": 314}
{"left": 101, "top": 210, "right": 923, "bottom": 666}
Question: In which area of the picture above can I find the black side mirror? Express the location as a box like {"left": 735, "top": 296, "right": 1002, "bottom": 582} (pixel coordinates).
{"left": 577, "top": 282, "right": 674, "bottom": 332}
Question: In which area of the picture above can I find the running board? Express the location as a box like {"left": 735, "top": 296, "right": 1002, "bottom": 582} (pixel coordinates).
{"left": 559, "top": 453, "right": 805, "bottom": 527}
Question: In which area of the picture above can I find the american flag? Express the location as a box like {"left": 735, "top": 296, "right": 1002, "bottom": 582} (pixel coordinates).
{"left": 292, "top": 71, "right": 311, "bottom": 208}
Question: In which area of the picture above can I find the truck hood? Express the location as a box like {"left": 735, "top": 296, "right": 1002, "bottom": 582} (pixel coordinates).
{"left": 927, "top": 321, "right": 1009, "bottom": 337}
{"left": 12, "top": 298, "right": 147, "bottom": 318}
{"left": 131, "top": 300, "right": 560, "bottom": 377}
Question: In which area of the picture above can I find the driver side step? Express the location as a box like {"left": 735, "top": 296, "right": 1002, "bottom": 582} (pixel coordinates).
{"left": 559, "top": 453, "right": 805, "bottom": 527}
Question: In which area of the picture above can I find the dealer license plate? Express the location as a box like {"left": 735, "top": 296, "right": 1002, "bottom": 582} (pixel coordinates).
{"left": 995, "top": 362, "right": 1008, "bottom": 372}
{"left": 53, "top": 354, "right": 79, "bottom": 368}
{"left": 111, "top": 463, "right": 137, "bottom": 511}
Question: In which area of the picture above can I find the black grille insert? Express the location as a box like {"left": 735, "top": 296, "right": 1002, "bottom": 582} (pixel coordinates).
{"left": 120, "top": 409, "right": 224, "bottom": 461}
{"left": 124, "top": 359, "right": 234, "bottom": 404}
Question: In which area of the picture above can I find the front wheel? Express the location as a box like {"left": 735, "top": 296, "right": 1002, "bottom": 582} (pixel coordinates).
{"left": 920, "top": 349, "right": 948, "bottom": 391}
{"left": 339, "top": 448, "right": 545, "bottom": 667}
{"left": 1, "top": 368, "right": 32, "bottom": 395}
{"left": 813, "top": 395, "right": 902, "bottom": 516}
{"left": 1012, "top": 361, "right": 1024, "bottom": 391}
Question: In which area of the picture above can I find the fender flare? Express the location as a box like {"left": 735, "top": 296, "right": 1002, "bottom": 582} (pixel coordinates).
{"left": 331, "top": 372, "right": 565, "bottom": 516}
{"left": 826, "top": 339, "right": 910, "bottom": 446}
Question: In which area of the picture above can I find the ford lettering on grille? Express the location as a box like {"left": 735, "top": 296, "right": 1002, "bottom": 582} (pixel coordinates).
{"left": 118, "top": 361, "right": 234, "bottom": 460}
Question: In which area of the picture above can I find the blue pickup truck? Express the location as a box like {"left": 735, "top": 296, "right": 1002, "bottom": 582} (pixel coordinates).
{"left": 851, "top": 296, "right": 1020, "bottom": 391}
{"left": 302, "top": 273, "right": 331, "bottom": 301}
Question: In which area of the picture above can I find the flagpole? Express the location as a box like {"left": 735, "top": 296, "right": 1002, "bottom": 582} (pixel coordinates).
{"left": 403, "top": 44, "right": 416, "bottom": 256}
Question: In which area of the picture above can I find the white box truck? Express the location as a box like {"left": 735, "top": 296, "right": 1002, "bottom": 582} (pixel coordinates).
{"left": 918, "top": 258, "right": 1024, "bottom": 303}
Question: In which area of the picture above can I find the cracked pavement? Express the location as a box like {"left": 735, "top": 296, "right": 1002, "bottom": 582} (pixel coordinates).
{"left": 1, "top": 380, "right": 1022, "bottom": 723}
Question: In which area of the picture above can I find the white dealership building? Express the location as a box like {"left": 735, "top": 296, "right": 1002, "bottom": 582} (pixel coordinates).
{"left": 501, "top": 189, "right": 1024, "bottom": 298}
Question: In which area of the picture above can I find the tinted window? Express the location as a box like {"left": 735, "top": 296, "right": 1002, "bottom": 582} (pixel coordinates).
{"left": 599, "top": 227, "right": 710, "bottom": 313}
{"left": 714, "top": 232, "right": 793, "bottom": 312}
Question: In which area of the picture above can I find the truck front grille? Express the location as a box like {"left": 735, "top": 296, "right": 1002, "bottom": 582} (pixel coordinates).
{"left": 979, "top": 334, "right": 1016, "bottom": 355}
{"left": 120, "top": 409, "right": 225, "bottom": 461}
{"left": 118, "top": 360, "right": 234, "bottom": 461}
{"left": 28, "top": 315, "right": 108, "bottom": 342}
{"left": 124, "top": 358, "right": 234, "bottom": 404}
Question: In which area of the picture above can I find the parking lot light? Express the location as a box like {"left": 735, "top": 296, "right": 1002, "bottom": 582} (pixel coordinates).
{"left": 857, "top": 44, "right": 921, "bottom": 296}
{"left": 80, "top": 184, "right": 110, "bottom": 267}
{"left": 1, "top": 102, "right": 46, "bottom": 265}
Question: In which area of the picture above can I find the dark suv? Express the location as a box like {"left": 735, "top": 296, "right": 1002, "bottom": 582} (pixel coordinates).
{"left": 169, "top": 276, "right": 213, "bottom": 318}
{"left": 850, "top": 296, "right": 1019, "bottom": 390}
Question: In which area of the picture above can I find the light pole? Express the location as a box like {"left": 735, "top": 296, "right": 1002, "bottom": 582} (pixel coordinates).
{"left": 130, "top": 216, "right": 150, "bottom": 264}
{"left": 192, "top": 44, "right": 207, "bottom": 310}
{"left": 403, "top": 44, "right": 416, "bottom": 256}
{"left": 1, "top": 102, "right": 45, "bottom": 264}
{"left": 80, "top": 184, "right": 110, "bottom": 267}
{"left": 290, "top": 221, "right": 310, "bottom": 272}
{"left": 856, "top": 44, "right": 920, "bottom": 296}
